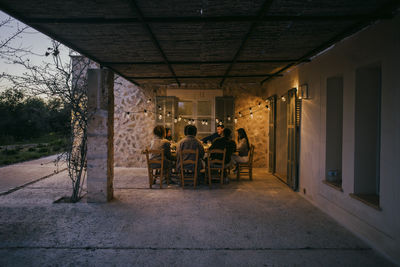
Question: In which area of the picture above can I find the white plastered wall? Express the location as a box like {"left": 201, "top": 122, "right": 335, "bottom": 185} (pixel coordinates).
{"left": 262, "top": 15, "right": 400, "bottom": 264}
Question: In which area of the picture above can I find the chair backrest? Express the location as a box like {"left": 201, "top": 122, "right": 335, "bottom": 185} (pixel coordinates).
{"left": 248, "top": 145, "right": 255, "bottom": 166}
{"left": 208, "top": 148, "right": 226, "bottom": 170}
{"left": 144, "top": 148, "right": 165, "bottom": 170}
{"left": 179, "top": 148, "right": 199, "bottom": 174}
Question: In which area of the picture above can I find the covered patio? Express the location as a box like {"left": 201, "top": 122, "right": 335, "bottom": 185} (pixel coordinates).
{"left": 0, "top": 165, "right": 392, "bottom": 266}
{"left": 1, "top": 0, "right": 400, "bottom": 265}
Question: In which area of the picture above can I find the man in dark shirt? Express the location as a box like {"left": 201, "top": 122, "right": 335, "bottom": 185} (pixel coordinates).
{"left": 209, "top": 128, "right": 236, "bottom": 167}
{"left": 201, "top": 124, "right": 224, "bottom": 143}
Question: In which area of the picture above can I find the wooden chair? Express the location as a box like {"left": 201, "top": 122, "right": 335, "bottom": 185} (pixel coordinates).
{"left": 144, "top": 149, "right": 169, "bottom": 189}
{"left": 236, "top": 145, "right": 255, "bottom": 181}
{"left": 207, "top": 148, "right": 226, "bottom": 188}
{"left": 179, "top": 149, "right": 199, "bottom": 189}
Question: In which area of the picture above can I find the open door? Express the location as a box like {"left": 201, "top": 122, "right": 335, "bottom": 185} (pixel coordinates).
{"left": 287, "top": 88, "right": 301, "bottom": 191}
{"left": 268, "top": 95, "right": 277, "bottom": 173}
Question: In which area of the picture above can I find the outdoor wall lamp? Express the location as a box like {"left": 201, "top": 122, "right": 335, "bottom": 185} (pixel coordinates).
{"left": 298, "top": 84, "right": 310, "bottom": 99}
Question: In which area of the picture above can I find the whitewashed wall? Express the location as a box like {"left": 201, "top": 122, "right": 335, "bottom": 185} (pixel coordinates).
{"left": 262, "top": 15, "right": 400, "bottom": 264}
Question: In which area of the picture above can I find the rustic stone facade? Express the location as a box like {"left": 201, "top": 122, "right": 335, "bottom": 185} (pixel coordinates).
{"left": 72, "top": 57, "right": 269, "bottom": 168}
{"left": 112, "top": 81, "right": 269, "bottom": 168}
{"left": 224, "top": 83, "right": 269, "bottom": 168}
{"left": 113, "top": 79, "right": 156, "bottom": 167}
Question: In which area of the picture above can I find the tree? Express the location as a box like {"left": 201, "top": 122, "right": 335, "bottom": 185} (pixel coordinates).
{"left": 3, "top": 38, "right": 90, "bottom": 202}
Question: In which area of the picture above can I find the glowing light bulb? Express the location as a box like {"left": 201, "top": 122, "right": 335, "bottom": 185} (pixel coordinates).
{"left": 216, "top": 118, "right": 219, "bottom": 123}
{"left": 147, "top": 98, "right": 151, "bottom": 103}
{"left": 227, "top": 116, "right": 231, "bottom": 121}
{"left": 239, "top": 112, "right": 242, "bottom": 118}
{"left": 250, "top": 112, "right": 253, "bottom": 119}
{"left": 234, "top": 118, "right": 238, "bottom": 123}
{"left": 258, "top": 102, "right": 261, "bottom": 108}
{"left": 158, "top": 105, "right": 162, "bottom": 111}
{"left": 144, "top": 109, "right": 148, "bottom": 116}
{"left": 281, "top": 96, "right": 286, "bottom": 102}
{"left": 178, "top": 116, "right": 182, "bottom": 122}
{"left": 158, "top": 114, "right": 162, "bottom": 120}
{"left": 174, "top": 117, "right": 178, "bottom": 123}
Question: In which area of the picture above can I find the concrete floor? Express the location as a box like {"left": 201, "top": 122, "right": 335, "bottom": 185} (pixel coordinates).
{"left": 0, "top": 154, "right": 66, "bottom": 195}
{"left": 0, "top": 165, "right": 395, "bottom": 266}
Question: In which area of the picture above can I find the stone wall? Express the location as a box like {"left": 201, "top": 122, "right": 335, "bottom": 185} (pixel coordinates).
{"left": 112, "top": 81, "right": 270, "bottom": 168}
{"left": 224, "top": 83, "right": 269, "bottom": 168}
{"left": 113, "top": 79, "right": 156, "bottom": 167}
{"left": 72, "top": 58, "right": 270, "bottom": 168}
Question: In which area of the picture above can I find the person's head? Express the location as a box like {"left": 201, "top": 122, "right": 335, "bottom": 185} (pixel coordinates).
{"left": 216, "top": 124, "right": 224, "bottom": 135}
{"left": 237, "top": 128, "right": 250, "bottom": 150}
{"left": 184, "top": 125, "right": 197, "bottom": 136}
{"left": 153, "top": 125, "right": 165, "bottom": 138}
{"left": 237, "top": 128, "right": 247, "bottom": 140}
{"left": 165, "top": 128, "right": 172, "bottom": 137}
{"left": 222, "top": 128, "right": 232, "bottom": 139}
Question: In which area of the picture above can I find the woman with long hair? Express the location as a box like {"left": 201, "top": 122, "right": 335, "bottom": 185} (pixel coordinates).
{"left": 231, "top": 128, "right": 250, "bottom": 165}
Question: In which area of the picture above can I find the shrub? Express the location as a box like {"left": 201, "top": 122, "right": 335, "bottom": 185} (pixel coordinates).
{"left": 3, "top": 149, "right": 17, "bottom": 155}
{"left": 38, "top": 147, "right": 49, "bottom": 153}
{"left": 28, "top": 147, "right": 36, "bottom": 152}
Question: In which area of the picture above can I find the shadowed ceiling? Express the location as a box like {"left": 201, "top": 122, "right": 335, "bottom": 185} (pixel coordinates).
{"left": 1, "top": 0, "right": 399, "bottom": 87}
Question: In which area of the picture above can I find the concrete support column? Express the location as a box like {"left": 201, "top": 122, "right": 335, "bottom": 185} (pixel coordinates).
{"left": 87, "top": 69, "right": 114, "bottom": 202}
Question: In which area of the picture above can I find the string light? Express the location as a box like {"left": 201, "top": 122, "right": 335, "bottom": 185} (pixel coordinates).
{"left": 219, "top": 121, "right": 223, "bottom": 126}
{"left": 281, "top": 96, "right": 286, "bottom": 102}
{"left": 146, "top": 98, "right": 151, "bottom": 103}
{"left": 205, "top": 120, "right": 208, "bottom": 125}
{"left": 158, "top": 105, "right": 162, "bottom": 111}
{"left": 234, "top": 117, "right": 238, "bottom": 123}
{"left": 250, "top": 112, "right": 253, "bottom": 119}
{"left": 178, "top": 116, "right": 182, "bottom": 122}
{"left": 144, "top": 109, "right": 148, "bottom": 116}
{"left": 265, "top": 105, "right": 270, "bottom": 110}
{"left": 167, "top": 111, "right": 171, "bottom": 117}
{"left": 174, "top": 117, "right": 178, "bottom": 123}
{"left": 158, "top": 113, "right": 162, "bottom": 120}
{"left": 227, "top": 115, "right": 231, "bottom": 121}
{"left": 258, "top": 102, "right": 261, "bottom": 108}
{"left": 239, "top": 112, "right": 242, "bottom": 118}
{"left": 216, "top": 118, "right": 219, "bottom": 123}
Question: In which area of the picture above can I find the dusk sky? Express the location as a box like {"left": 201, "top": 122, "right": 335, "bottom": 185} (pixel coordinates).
{"left": 0, "top": 10, "right": 71, "bottom": 90}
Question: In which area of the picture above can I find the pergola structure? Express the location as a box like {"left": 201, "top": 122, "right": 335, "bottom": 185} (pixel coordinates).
{"left": 1, "top": 0, "right": 399, "bottom": 202}
{"left": 1, "top": 0, "right": 399, "bottom": 87}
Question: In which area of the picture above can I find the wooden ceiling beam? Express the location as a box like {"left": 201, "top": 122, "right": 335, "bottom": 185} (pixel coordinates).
{"left": 127, "top": 0, "right": 180, "bottom": 86}
{"left": 102, "top": 59, "right": 308, "bottom": 65}
{"left": 127, "top": 74, "right": 282, "bottom": 79}
{"left": 219, "top": 0, "right": 275, "bottom": 87}
{"left": 261, "top": 0, "right": 400, "bottom": 84}
{"left": 25, "top": 14, "right": 393, "bottom": 24}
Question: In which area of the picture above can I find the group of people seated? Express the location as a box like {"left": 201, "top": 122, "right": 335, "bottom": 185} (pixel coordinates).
{"left": 148, "top": 124, "right": 250, "bottom": 184}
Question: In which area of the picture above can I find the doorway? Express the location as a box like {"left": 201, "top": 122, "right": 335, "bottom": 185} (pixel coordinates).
{"left": 269, "top": 88, "right": 301, "bottom": 191}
